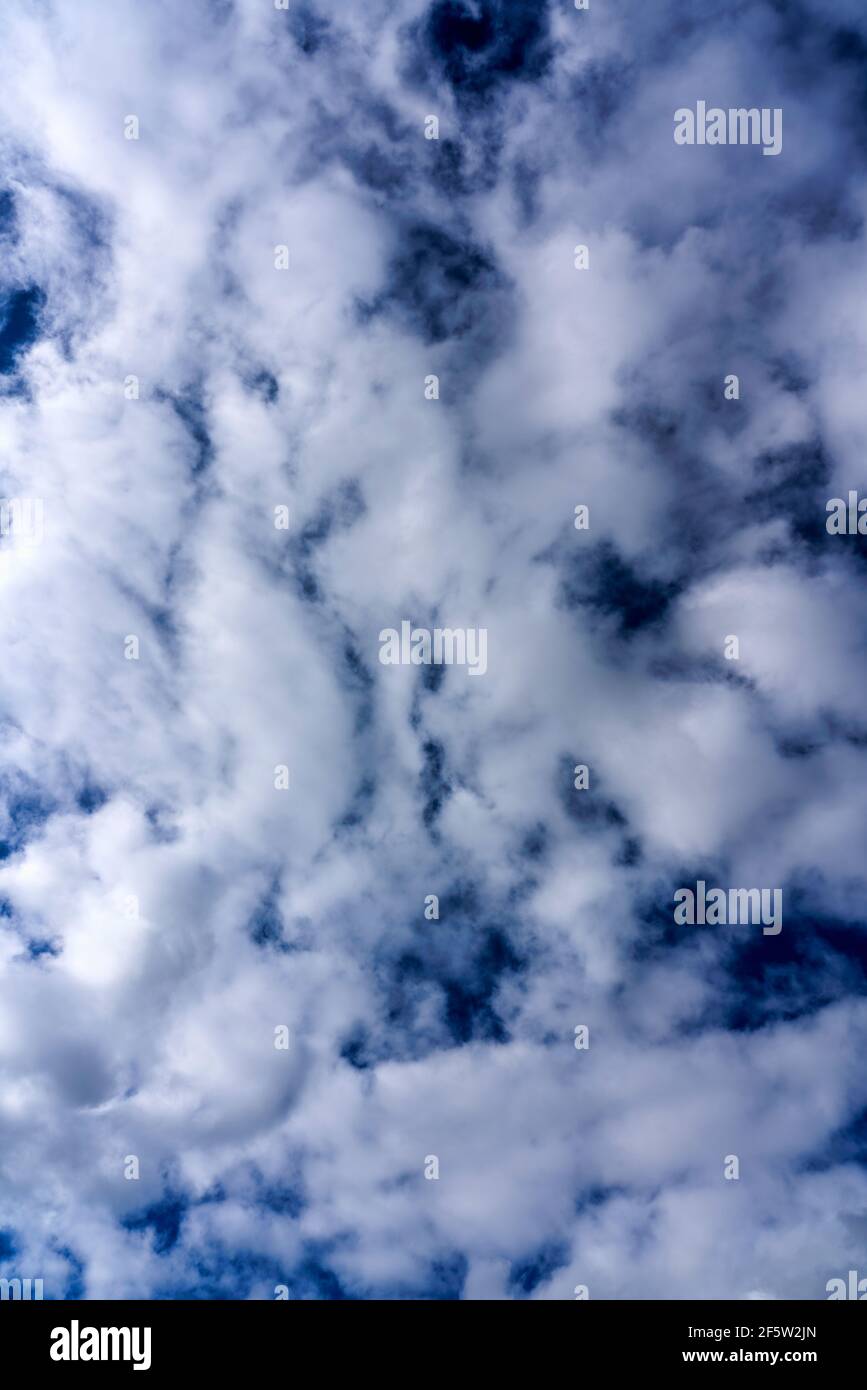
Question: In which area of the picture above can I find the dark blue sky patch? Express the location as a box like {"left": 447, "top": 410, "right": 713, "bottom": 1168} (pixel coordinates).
{"left": 558, "top": 540, "right": 680, "bottom": 637}
{"left": 429, "top": 138, "right": 468, "bottom": 198}
{"left": 247, "top": 876, "right": 287, "bottom": 951}
{"left": 575, "top": 1182, "right": 626, "bottom": 1215}
{"left": 614, "top": 835, "right": 643, "bottom": 867}
{"left": 293, "top": 508, "right": 333, "bottom": 603}
{"left": 420, "top": 658, "right": 447, "bottom": 695}
{"left": 290, "top": 480, "right": 366, "bottom": 603}
{"left": 362, "top": 221, "right": 511, "bottom": 348}
{"left": 745, "top": 440, "right": 830, "bottom": 542}
{"left": 505, "top": 863, "right": 541, "bottom": 913}
{"left": 428, "top": 135, "right": 500, "bottom": 199}
{"left": 819, "top": 1107, "right": 867, "bottom": 1167}
{"left": 442, "top": 926, "right": 523, "bottom": 1044}
{"left": 0, "top": 777, "right": 57, "bottom": 859}
{"left": 283, "top": 1244, "right": 352, "bottom": 1300}
{"left": 508, "top": 1238, "right": 570, "bottom": 1297}
{"left": 247, "top": 367, "right": 278, "bottom": 403}
{"left": 344, "top": 139, "right": 411, "bottom": 197}
{"left": 26, "top": 937, "right": 60, "bottom": 960}
{"left": 776, "top": 735, "right": 820, "bottom": 759}
{"left": 0, "top": 1228, "right": 20, "bottom": 1262}
{"left": 825, "top": 23, "right": 867, "bottom": 157}
{"left": 768, "top": 353, "right": 811, "bottom": 397}
{"left": 425, "top": 1250, "right": 468, "bottom": 1299}
{"left": 420, "top": 736, "right": 451, "bottom": 829}
{"left": 0, "top": 190, "right": 18, "bottom": 241}
{"left": 559, "top": 754, "right": 628, "bottom": 835}
{"left": 340, "top": 638, "right": 375, "bottom": 736}
{"left": 719, "top": 915, "right": 867, "bottom": 1032}
{"left": 512, "top": 156, "right": 541, "bottom": 226}
{"left": 113, "top": 573, "right": 182, "bottom": 664}
{"left": 647, "top": 651, "right": 747, "bottom": 687}
{"left": 611, "top": 397, "right": 682, "bottom": 458}
{"left": 387, "top": 950, "right": 429, "bottom": 1031}
{"left": 769, "top": 174, "right": 863, "bottom": 242}
{"left": 335, "top": 774, "right": 376, "bottom": 832}
{"left": 341, "top": 644, "right": 372, "bottom": 695}
{"left": 51, "top": 1244, "right": 86, "bottom": 1300}
{"left": 155, "top": 383, "right": 214, "bottom": 476}
{"left": 565, "top": 56, "right": 636, "bottom": 156}
{"left": 329, "top": 90, "right": 420, "bottom": 194}
{"left": 630, "top": 876, "right": 723, "bottom": 963}
{"left": 379, "top": 901, "right": 526, "bottom": 1054}
{"left": 438, "top": 878, "right": 480, "bottom": 919}
{"left": 122, "top": 1192, "right": 188, "bottom": 1255}
{"left": 829, "top": 25, "right": 867, "bottom": 65}
{"left": 255, "top": 1177, "right": 305, "bottom": 1220}
{"left": 409, "top": 0, "right": 553, "bottom": 102}
{"left": 283, "top": 2, "right": 330, "bottom": 57}
{"left": 814, "top": 512, "right": 867, "bottom": 572}
{"left": 443, "top": 975, "right": 507, "bottom": 1044}
{"left": 75, "top": 780, "right": 108, "bottom": 815}
{"left": 197, "top": 1185, "right": 226, "bottom": 1210}
{"left": 0, "top": 286, "right": 45, "bottom": 376}
{"left": 797, "top": 1106, "right": 867, "bottom": 1176}
{"left": 516, "top": 821, "right": 549, "bottom": 862}
{"left": 362, "top": 95, "right": 407, "bottom": 146}
{"left": 290, "top": 96, "right": 410, "bottom": 196}
{"left": 340, "top": 1025, "right": 373, "bottom": 1071}
{"left": 162, "top": 1247, "right": 287, "bottom": 1300}
{"left": 826, "top": 713, "right": 867, "bottom": 748}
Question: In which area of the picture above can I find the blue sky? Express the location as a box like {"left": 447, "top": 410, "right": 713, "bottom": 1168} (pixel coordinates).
{"left": 0, "top": 0, "right": 866, "bottom": 1300}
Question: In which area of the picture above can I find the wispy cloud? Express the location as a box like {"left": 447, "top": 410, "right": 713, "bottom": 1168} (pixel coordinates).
{"left": 0, "top": 0, "right": 865, "bottom": 1301}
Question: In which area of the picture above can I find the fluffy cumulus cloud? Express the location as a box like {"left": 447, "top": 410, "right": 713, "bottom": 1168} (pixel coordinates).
{"left": 0, "top": 0, "right": 866, "bottom": 1301}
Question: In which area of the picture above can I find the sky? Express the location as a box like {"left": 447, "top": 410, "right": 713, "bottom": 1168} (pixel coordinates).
{"left": 1, "top": 0, "right": 866, "bottom": 1301}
